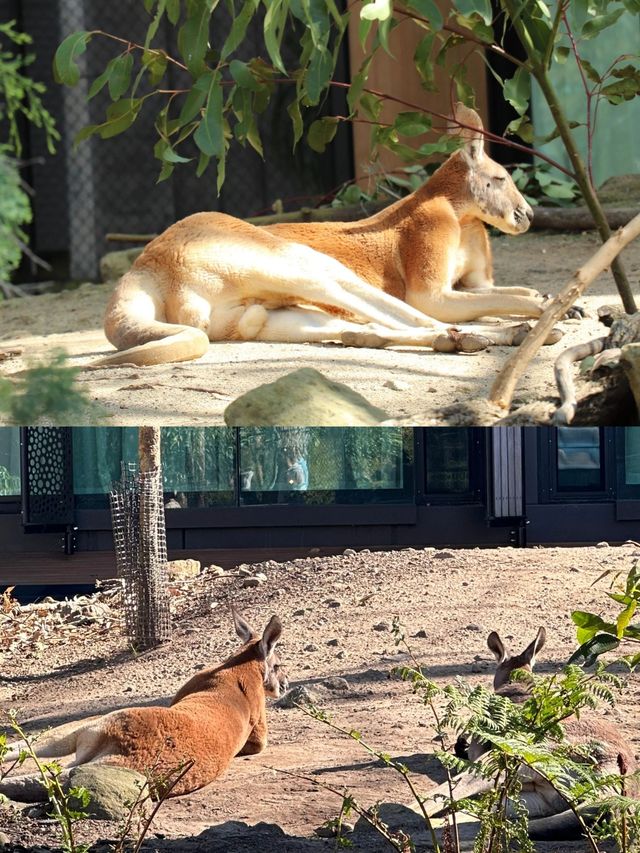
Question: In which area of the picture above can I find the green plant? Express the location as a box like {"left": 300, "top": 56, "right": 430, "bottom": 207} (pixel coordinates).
{"left": 571, "top": 561, "right": 640, "bottom": 667}
{"left": 1, "top": 714, "right": 91, "bottom": 853}
{"left": 0, "top": 350, "right": 98, "bottom": 425}
{"left": 0, "top": 20, "right": 59, "bottom": 288}
{"left": 53, "top": 1, "right": 639, "bottom": 310}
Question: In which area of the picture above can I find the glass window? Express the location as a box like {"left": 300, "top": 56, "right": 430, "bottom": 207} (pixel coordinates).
{"left": 72, "top": 428, "right": 236, "bottom": 508}
{"left": 239, "top": 427, "right": 413, "bottom": 505}
{"left": 623, "top": 428, "right": 640, "bottom": 486}
{"left": 556, "top": 427, "right": 603, "bottom": 491}
{"left": 0, "top": 427, "right": 21, "bottom": 497}
{"left": 425, "top": 429, "right": 471, "bottom": 495}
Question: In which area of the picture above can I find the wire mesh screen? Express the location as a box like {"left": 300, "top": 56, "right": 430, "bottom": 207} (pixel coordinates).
{"left": 109, "top": 463, "right": 171, "bottom": 649}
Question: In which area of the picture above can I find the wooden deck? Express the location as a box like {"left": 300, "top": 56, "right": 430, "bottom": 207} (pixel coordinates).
{"left": 2, "top": 546, "right": 351, "bottom": 587}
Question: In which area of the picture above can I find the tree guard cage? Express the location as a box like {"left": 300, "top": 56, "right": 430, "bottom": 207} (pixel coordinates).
{"left": 109, "top": 463, "right": 171, "bottom": 649}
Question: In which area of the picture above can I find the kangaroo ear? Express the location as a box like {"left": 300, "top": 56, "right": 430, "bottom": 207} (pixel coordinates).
{"left": 232, "top": 607, "right": 256, "bottom": 644}
{"left": 487, "top": 631, "right": 507, "bottom": 663}
{"left": 521, "top": 627, "right": 546, "bottom": 668}
{"left": 448, "top": 102, "right": 484, "bottom": 162}
{"left": 259, "top": 615, "right": 282, "bottom": 659}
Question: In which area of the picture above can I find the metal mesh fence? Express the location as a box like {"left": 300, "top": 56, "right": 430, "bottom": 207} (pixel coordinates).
{"left": 109, "top": 462, "right": 171, "bottom": 649}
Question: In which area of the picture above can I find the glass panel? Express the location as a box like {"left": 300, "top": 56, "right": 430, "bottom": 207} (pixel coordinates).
{"left": 557, "top": 427, "right": 602, "bottom": 491}
{"left": 531, "top": 4, "right": 640, "bottom": 186}
{"left": 425, "top": 429, "right": 470, "bottom": 494}
{"left": 73, "top": 428, "right": 236, "bottom": 508}
{"left": 239, "top": 427, "right": 412, "bottom": 504}
{"left": 0, "top": 427, "right": 21, "bottom": 496}
{"left": 623, "top": 428, "right": 640, "bottom": 486}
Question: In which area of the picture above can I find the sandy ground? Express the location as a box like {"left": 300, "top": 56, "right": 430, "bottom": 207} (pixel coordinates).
{"left": 1, "top": 543, "right": 639, "bottom": 852}
{"left": 1, "top": 231, "right": 638, "bottom": 426}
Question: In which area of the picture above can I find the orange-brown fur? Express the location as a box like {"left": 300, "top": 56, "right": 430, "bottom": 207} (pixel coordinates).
{"left": 97, "top": 104, "right": 561, "bottom": 367}
{"left": 0, "top": 612, "right": 286, "bottom": 800}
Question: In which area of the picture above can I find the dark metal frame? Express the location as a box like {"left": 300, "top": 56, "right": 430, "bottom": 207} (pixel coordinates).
{"left": 536, "top": 427, "right": 617, "bottom": 503}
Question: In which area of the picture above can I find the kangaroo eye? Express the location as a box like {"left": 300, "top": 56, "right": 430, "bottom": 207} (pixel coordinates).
{"left": 496, "top": 176, "right": 507, "bottom": 182}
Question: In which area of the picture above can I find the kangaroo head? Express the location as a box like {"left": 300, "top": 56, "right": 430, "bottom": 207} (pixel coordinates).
{"left": 233, "top": 608, "right": 288, "bottom": 698}
{"left": 487, "top": 626, "right": 546, "bottom": 691}
{"left": 448, "top": 102, "right": 533, "bottom": 235}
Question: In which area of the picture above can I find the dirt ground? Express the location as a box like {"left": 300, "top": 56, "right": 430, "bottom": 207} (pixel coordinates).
{"left": 1, "top": 231, "right": 638, "bottom": 426}
{"left": 1, "top": 543, "right": 639, "bottom": 852}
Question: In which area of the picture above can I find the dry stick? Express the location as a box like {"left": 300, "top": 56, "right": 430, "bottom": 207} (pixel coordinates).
{"left": 489, "top": 212, "right": 640, "bottom": 412}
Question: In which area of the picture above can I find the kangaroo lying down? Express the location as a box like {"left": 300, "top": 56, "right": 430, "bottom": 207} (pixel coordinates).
{"left": 0, "top": 610, "right": 287, "bottom": 800}
{"left": 98, "top": 103, "right": 566, "bottom": 367}
{"left": 427, "top": 628, "right": 638, "bottom": 840}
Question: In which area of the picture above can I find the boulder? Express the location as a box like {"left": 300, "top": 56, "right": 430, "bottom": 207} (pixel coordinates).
{"left": 99, "top": 248, "right": 144, "bottom": 282}
{"left": 224, "top": 368, "right": 389, "bottom": 426}
{"left": 64, "top": 765, "right": 148, "bottom": 821}
{"left": 167, "top": 558, "right": 201, "bottom": 579}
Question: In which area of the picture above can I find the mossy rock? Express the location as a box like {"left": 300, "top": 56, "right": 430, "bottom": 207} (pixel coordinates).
{"left": 64, "top": 765, "right": 148, "bottom": 820}
{"left": 597, "top": 174, "right": 640, "bottom": 206}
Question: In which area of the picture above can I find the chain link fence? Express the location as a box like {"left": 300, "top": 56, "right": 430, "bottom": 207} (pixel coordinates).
{"left": 110, "top": 462, "right": 171, "bottom": 649}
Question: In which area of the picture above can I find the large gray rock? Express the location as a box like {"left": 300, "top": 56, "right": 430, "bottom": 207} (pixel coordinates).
{"left": 99, "top": 247, "right": 144, "bottom": 282}
{"left": 224, "top": 368, "right": 389, "bottom": 426}
{"left": 64, "top": 765, "right": 148, "bottom": 820}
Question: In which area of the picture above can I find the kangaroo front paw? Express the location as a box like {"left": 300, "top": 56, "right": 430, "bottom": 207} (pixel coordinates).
{"left": 564, "top": 305, "right": 586, "bottom": 320}
{"left": 433, "top": 330, "right": 492, "bottom": 353}
{"left": 510, "top": 323, "right": 563, "bottom": 346}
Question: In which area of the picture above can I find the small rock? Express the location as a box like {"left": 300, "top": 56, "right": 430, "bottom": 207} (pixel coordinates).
{"left": 304, "top": 643, "right": 319, "bottom": 652}
{"left": 205, "top": 564, "right": 225, "bottom": 576}
{"left": 336, "top": 651, "right": 346, "bottom": 659}
{"left": 596, "top": 541, "right": 610, "bottom": 548}
{"left": 65, "top": 766, "right": 148, "bottom": 821}
{"left": 292, "top": 608, "right": 306, "bottom": 617}
{"left": 383, "top": 379, "right": 410, "bottom": 392}
{"left": 465, "top": 624, "right": 482, "bottom": 632}
{"left": 343, "top": 548, "right": 356, "bottom": 556}
{"left": 0, "top": 832, "right": 10, "bottom": 848}
{"left": 326, "top": 599, "right": 342, "bottom": 608}
{"left": 242, "top": 576, "right": 265, "bottom": 588}
{"left": 323, "top": 676, "right": 349, "bottom": 691}
{"left": 327, "top": 638, "right": 340, "bottom": 647}
{"left": 413, "top": 629, "right": 428, "bottom": 639}
{"left": 238, "top": 566, "right": 254, "bottom": 577}
{"left": 275, "top": 685, "right": 319, "bottom": 708}
{"left": 433, "top": 550, "right": 455, "bottom": 559}
{"left": 373, "top": 621, "right": 391, "bottom": 632}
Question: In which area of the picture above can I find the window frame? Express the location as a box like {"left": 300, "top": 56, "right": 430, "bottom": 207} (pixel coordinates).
{"left": 417, "top": 428, "right": 486, "bottom": 506}
{"left": 537, "top": 427, "right": 616, "bottom": 503}
{"left": 615, "top": 427, "right": 640, "bottom": 501}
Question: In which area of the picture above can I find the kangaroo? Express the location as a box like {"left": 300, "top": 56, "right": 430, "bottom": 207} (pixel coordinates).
{"left": 0, "top": 610, "right": 287, "bottom": 801}
{"left": 98, "top": 103, "right": 564, "bottom": 368}
{"left": 427, "top": 628, "right": 638, "bottom": 840}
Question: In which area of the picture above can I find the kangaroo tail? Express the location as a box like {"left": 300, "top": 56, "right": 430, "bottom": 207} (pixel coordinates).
{"left": 528, "top": 806, "right": 600, "bottom": 840}
{"left": 98, "top": 269, "right": 210, "bottom": 367}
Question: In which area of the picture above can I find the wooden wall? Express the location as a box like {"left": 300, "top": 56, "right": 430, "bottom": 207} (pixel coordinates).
{"left": 347, "top": 2, "right": 489, "bottom": 184}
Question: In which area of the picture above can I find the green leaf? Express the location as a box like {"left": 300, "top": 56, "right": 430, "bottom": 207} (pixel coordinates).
{"left": 108, "top": 53, "right": 134, "bottom": 101}
{"left": 406, "top": 0, "right": 443, "bottom": 30}
{"left": 305, "top": 47, "right": 334, "bottom": 105}
{"left": 229, "top": 59, "right": 261, "bottom": 91}
{"left": 87, "top": 67, "right": 111, "bottom": 100}
{"left": 221, "top": 0, "right": 259, "bottom": 59}
{"left": 453, "top": 0, "right": 492, "bottom": 25}
{"left": 571, "top": 610, "right": 616, "bottom": 642}
{"left": 99, "top": 98, "right": 144, "bottom": 139}
{"left": 617, "top": 600, "right": 637, "bottom": 638}
{"left": 623, "top": 0, "right": 640, "bottom": 11}
{"left": 568, "top": 633, "right": 620, "bottom": 667}
{"left": 414, "top": 33, "right": 437, "bottom": 89}
{"left": 142, "top": 48, "right": 168, "bottom": 86}
{"left": 178, "top": 0, "right": 214, "bottom": 76}
{"left": 581, "top": 8, "right": 625, "bottom": 39}
{"left": 308, "top": 116, "right": 339, "bottom": 152}
{"left": 359, "top": 16, "right": 373, "bottom": 49}
{"left": 167, "top": 0, "right": 181, "bottom": 24}
{"left": 554, "top": 45, "right": 570, "bottom": 64}
{"left": 503, "top": 67, "right": 531, "bottom": 116}
{"left": 287, "top": 98, "right": 304, "bottom": 147}
{"left": 53, "top": 31, "right": 91, "bottom": 86}
{"left": 360, "top": 92, "right": 382, "bottom": 121}
{"left": 263, "top": 0, "right": 288, "bottom": 74}
{"left": 348, "top": 56, "right": 373, "bottom": 115}
{"left": 394, "top": 111, "right": 432, "bottom": 137}
{"left": 601, "top": 66, "right": 640, "bottom": 105}
{"left": 194, "top": 73, "right": 224, "bottom": 157}
{"left": 178, "top": 69, "right": 213, "bottom": 124}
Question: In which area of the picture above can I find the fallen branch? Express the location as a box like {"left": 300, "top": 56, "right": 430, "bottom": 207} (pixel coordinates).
{"left": 489, "top": 212, "right": 640, "bottom": 412}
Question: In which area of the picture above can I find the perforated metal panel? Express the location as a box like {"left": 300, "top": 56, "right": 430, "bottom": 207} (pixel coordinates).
{"left": 21, "top": 427, "right": 74, "bottom": 527}
{"left": 488, "top": 427, "right": 524, "bottom": 520}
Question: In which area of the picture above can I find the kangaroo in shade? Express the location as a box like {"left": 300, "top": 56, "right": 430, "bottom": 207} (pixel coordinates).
{"left": 98, "top": 102, "right": 566, "bottom": 367}
{"left": 1, "top": 609, "right": 287, "bottom": 800}
{"left": 427, "top": 627, "right": 638, "bottom": 840}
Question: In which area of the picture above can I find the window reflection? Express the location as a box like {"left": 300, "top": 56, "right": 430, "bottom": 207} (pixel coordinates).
{"left": 0, "top": 427, "right": 21, "bottom": 496}
{"left": 557, "top": 427, "right": 603, "bottom": 491}
{"left": 425, "top": 429, "right": 470, "bottom": 494}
